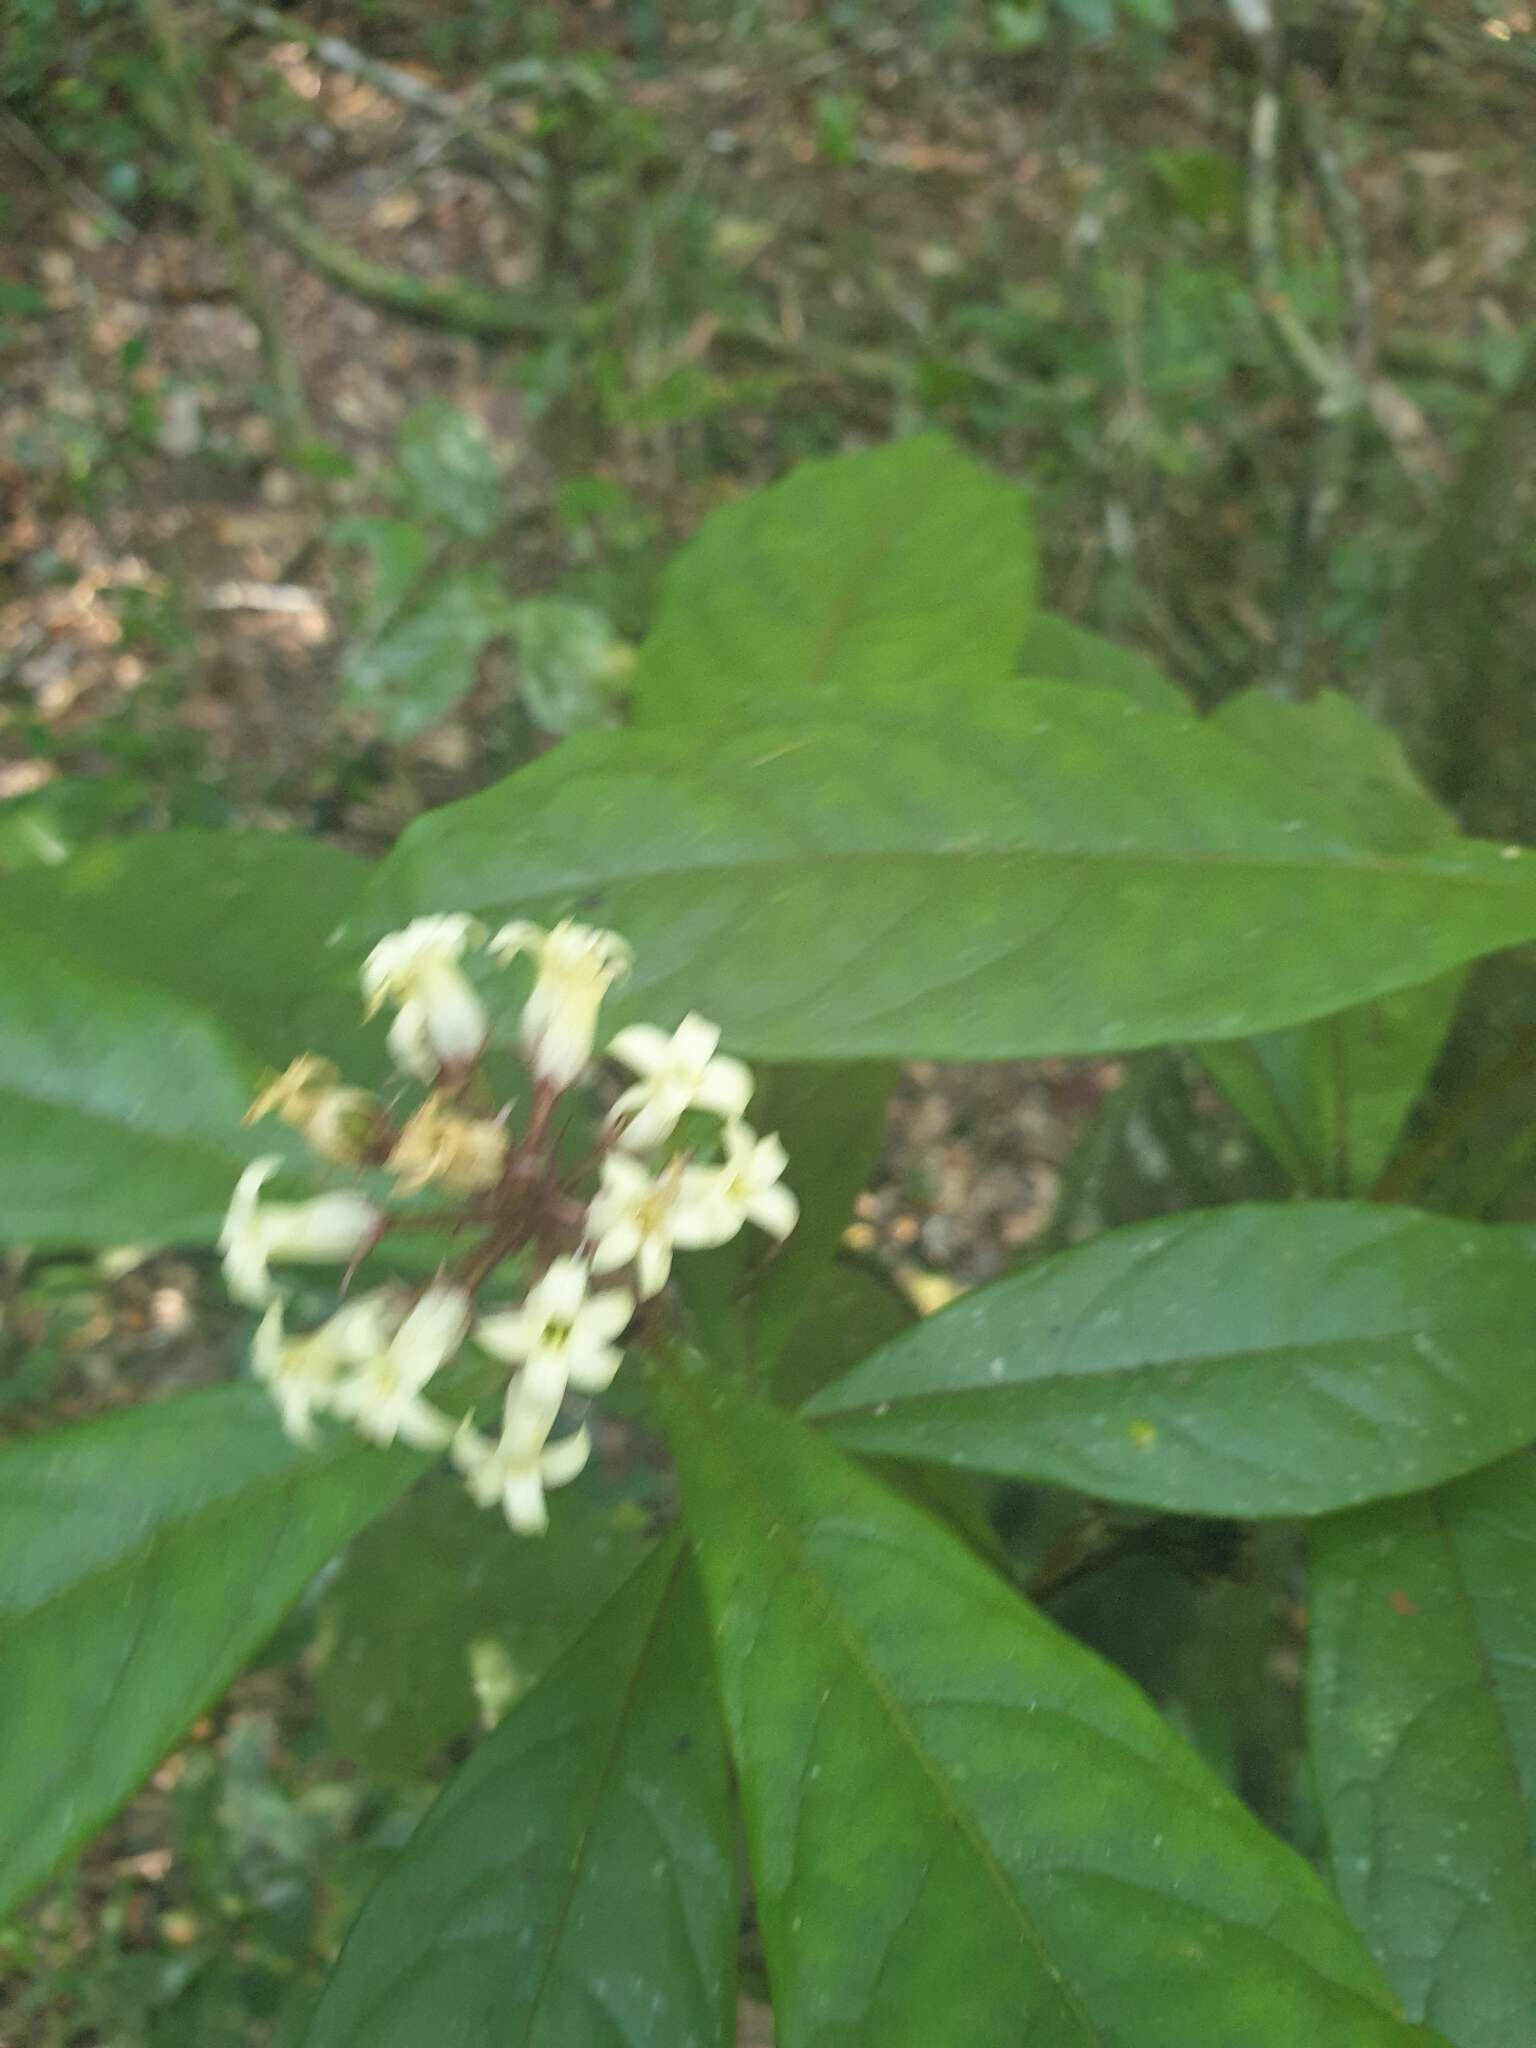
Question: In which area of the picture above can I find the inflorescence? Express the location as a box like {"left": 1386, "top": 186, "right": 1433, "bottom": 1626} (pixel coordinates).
{"left": 220, "top": 914, "right": 796, "bottom": 1533}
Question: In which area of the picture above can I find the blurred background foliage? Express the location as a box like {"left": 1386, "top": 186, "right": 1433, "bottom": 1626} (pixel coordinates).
{"left": 3, "top": 1, "right": 1535, "bottom": 2039}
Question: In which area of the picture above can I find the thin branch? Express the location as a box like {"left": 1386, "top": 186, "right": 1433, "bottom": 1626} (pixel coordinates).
{"left": 139, "top": 0, "right": 311, "bottom": 435}
{"left": 219, "top": 0, "right": 540, "bottom": 180}
{"left": 0, "top": 111, "right": 137, "bottom": 242}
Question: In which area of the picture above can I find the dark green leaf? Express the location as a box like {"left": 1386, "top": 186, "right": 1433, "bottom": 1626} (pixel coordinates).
{"left": 316, "top": 1476, "right": 652, "bottom": 1780}
{"left": 807, "top": 1204, "right": 1536, "bottom": 1517}
{"left": 303, "top": 1539, "right": 736, "bottom": 2048}
{"left": 395, "top": 402, "right": 502, "bottom": 539}
{"left": 679, "top": 1062, "right": 897, "bottom": 1383}
{"left": 627, "top": 435, "right": 1034, "bottom": 723}
{"left": 0, "top": 1389, "right": 415, "bottom": 1918}
{"left": 768, "top": 1257, "right": 913, "bottom": 1410}
{"left": 0, "top": 925, "right": 282, "bottom": 1245}
{"left": 343, "top": 573, "right": 516, "bottom": 741}
{"left": 356, "top": 688, "right": 1536, "bottom": 1061}
{"left": 662, "top": 1370, "right": 1437, "bottom": 2046}
{"left": 0, "top": 829, "right": 374, "bottom": 1074}
{"left": 1017, "top": 611, "right": 1189, "bottom": 716}
{"left": 1310, "top": 1457, "right": 1536, "bottom": 2047}
{"left": 1201, "top": 978, "right": 1463, "bottom": 1193}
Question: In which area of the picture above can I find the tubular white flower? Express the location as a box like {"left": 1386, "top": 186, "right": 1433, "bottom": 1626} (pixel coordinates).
{"left": 490, "top": 919, "right": 632, "bottom": 1088}
{"left": 452, "top": 1402, "right": 592, "bottom": 1536}
{"left": 476, "top": 1255, "right": 634, "bottom": 1406}
{"left": 251, "top": 1289, "right": 402, "bottom": 1445}
{"left": 585, "top": 1153, "right": 688, "bottom": 1300}
{"left": 330, "top": 1282, "right": 468, "bottom": 1449}
{"left": 674, "top": 1121, "right": 799, "bottom": 1250}
{"left": 361, "top": 915, "right": 489, "bottom": 1080}
{"left": 220, "top": 1157, "right": 381, "bottom": 1307}
{"left": 252, "top": 1300, "right": 334, "bottom": 1446}
{"left": 606, "top": 1012, "right": 753, "bottom": 1151}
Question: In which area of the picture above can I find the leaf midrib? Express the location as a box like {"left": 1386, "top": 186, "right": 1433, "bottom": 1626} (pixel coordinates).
{"left": 671, "top": 1372, "right": 1105, "bottom": 2047}
{"left": 413, "top": 833, "right": 1536, "bottom": 913}
{"left": 514, "top": 1539, "right": 691, "bottom": 2048}
{"left": 812, "top": 1318, "right": 1527, "bottom": 1424}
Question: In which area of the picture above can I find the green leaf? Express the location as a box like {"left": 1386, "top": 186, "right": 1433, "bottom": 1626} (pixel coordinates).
{"left": 627, "top": 435, "right": 1034, "bottom": 724}
{"left": 768, "top": 1257, "right": 914, "bottom": 1410}
{"left": 0, "top": 925, "right": 279, "bottom": 1245}
{"left": 0, "top": 1389, "right": 415, "bottom": 1918}
{"left": 356, "top": 688, "right": 1536, "bottom": 1061}
{"left": 334, "top": 515, "right": 429, "bottom": 631}
{"left": 1201, "top": 977, "right": 1463, "bottom": 1193}
{"left": 679, "top": 1062, "right": 897, "bottom": 1382}
{"left": 1017, "top": 611, "right": 1189, "bottom": 716}
{"left": 806, "top": 1204, "right": 1536, "bottom": 1517}
{"left": 0, "top": 774, "right": 148, "bottom": 872}
{"left": 0, "top": 832, "right": 382, "bottom": 1245}
{"left": 510, "top": 597, "right": 628, "bottom": 735}
{"left": 303, "top": 1538, "right": 737, "bottom": 2048}
{"left": 316, "top": 1476, "right": 652, "bottom": 1780}
{"left": 394, "top": 402, "right": 502, "bottom": 539}
{"left": 1309, "top": 1457, "right": 1536, "bottom": 2048}
{"left": 1215, "top": 691, "right": 1451, "bottom": 857}
{"left": 661, "top": 1369, "right": 1437, "bottom": 2046}
{"left": 1200, "top": 693, "right": 1464, "bottom": 1191}
{"left": 342, "top": 573, "right": 516, "bottom": 741}
{"left": 0, "top": 829, "right": 374, "bottom": 1074}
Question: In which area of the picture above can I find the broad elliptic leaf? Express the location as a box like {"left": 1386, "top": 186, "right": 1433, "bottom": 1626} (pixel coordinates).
{"left": 304, "top": 1539, "right": 737, "bottom": 2048}
{"left": 316, "top": 1476, "right": 651, "bottom": 1780}
{"left": 807, "top": 1204, "right": 1536, "bottom": 1518}
{"left": 355, "top": 687, "right": 1536, "bottom": 1061}
{"left": 661, "top": 1369, "right": 1440, "bottom": 2048}
{"left": 0, "top": 1388, "right": 416, "bottom": 1918}
{"left": 627, "top": 435, "right": 1034, "bottom": 723}
{"left": 0, "top": 829, "right": 376, "bottom": 1074}
{"left": 1310, "top": 1456, "right": 1536, "bottom": 2048}
{"left": 1017, "top": 610, "right": 1189, "bottom": 717}
{"left": 0, "top": 925, "right": 283, "bottom": 1246}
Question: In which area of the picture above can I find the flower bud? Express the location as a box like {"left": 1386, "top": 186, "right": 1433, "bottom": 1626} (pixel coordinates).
{"left": 388, "top": 1097, "right": 508, "bottom": 1195}
{"left": 247, "top": 1055, "right": 387, "bottom": 1168}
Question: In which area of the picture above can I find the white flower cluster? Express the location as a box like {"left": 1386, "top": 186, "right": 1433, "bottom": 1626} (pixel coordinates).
{"left": 221, "top": 915, "right": 796, "bottom": 1533}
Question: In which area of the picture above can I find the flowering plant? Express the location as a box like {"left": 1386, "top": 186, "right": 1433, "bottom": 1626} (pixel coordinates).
{"left": 3, "top": 437, "right": 1533, "bottom": 2048}
{"left": 228, "top": 914, "right": 794, "bottom": 1532}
